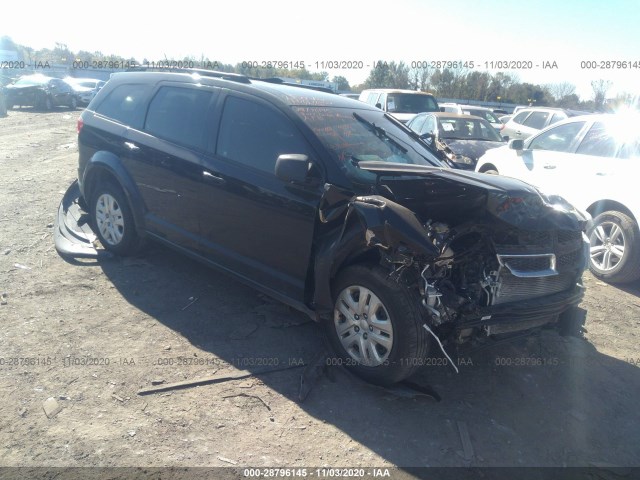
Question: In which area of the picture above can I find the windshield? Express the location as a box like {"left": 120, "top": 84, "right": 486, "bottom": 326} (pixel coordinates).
{"left": 467, "top": 109, "right": 500, "bottom": 124}
{"left": 293, "top": 106, "right": 443, "bottom": 184}
{"left": 438, "top": 117, "right": 503, "bottom": 142}
{"left": 386, "top": 93, "right": 438, "bottom": 114}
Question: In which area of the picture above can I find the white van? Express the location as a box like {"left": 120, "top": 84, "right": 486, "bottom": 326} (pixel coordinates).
{"left": 358, "top": 89, "right": 439, "bottom": 123}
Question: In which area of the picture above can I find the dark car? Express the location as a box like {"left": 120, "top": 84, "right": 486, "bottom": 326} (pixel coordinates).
{"left": 57, "top": 69, "right": 589, "bottom": 385}
{"left": 407, "top": 112, "right": 505, "bottom": 170}
{"left": 5, "top": 74, "right": 78, "bottom": 110}
{"left": 0, "top": 86, "right": 7, "bottom": 117}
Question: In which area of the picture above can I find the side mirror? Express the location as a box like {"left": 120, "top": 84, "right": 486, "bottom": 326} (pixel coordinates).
{"left": 420, "top": 132, "right": 436, "bottom": 142}
{"left": 275, "top": 154, "right": 310, "bottom": 183}
{"left": 508, "top": 139, "right": 524, "bottom": 150}
{"left": 375, "top": 103, "right": 382, "bottom": 109}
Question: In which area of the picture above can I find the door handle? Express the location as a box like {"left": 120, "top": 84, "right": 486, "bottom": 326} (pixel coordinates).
{"left": 123, "top": 141, "right": 139, "bottom": 151}
{"left": 543, "top": 164, "right": 556, "bottom": 169}
{"left": 202, "top": 170, "right": 226, "bottom": 185}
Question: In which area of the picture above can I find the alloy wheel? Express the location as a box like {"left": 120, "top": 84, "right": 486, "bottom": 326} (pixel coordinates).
{"left": 590, "top": 220, "right": 625, "bottom": 271}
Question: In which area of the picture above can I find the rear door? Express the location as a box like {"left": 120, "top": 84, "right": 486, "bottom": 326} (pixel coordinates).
{"left": 123, "top": 83, "right": 219, "bottom": 249}
{"left": 196, "top": 92, "right": 324, "bottom": 302}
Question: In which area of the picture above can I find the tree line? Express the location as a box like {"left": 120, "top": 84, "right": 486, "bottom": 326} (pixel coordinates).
{"left": 1, "top": 36, "right": 632, "bottom": 111}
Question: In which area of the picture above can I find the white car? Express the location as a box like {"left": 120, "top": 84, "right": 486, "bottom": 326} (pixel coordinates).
{"left": 476, "top": 114, "right": 640, "bottom": 283}
{"left": 64, "top": 77, "right": 106, "bottom": 106}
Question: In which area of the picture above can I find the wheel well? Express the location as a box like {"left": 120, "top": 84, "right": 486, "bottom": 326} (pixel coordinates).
{"left": 587, "top": 200, "right": 636, "bottom": 223}
{"left": 84, "top": 167, "right": 120, "bottom": 203}
{"left": 478, "top": 163, "right": 497, "bottom": 173}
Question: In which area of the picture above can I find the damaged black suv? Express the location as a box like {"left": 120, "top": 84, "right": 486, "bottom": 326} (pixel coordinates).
{"left": 62, "top": 69, "right": 589, "bottom": 385}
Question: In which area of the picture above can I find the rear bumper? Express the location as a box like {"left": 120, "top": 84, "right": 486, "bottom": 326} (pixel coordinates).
{"left": 54, "top": 180, "right": 110, "bottom": 258}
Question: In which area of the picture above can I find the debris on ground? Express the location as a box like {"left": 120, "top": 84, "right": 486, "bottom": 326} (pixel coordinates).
{"left": 222, "top": 393, "right": 271, "bottom": 411}
{"left": 457, "top": 421, "right": 475, "bottom": 461}
{"left": 42, "top": 397, "right": 62, "bottom": 418}
{"left": 228, "top": 321, "right": 259, "bottom": 339}
{"left": 217, "top": 455, "right": 237, "bottom": 465}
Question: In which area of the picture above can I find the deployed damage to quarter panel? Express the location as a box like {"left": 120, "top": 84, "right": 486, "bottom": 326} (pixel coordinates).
{"left": 314, "top": 163, "right": 588, "bottom": 344}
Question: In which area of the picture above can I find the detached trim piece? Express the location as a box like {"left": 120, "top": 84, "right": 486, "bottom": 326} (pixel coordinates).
{"left": 54, "top": 180, "right": 111, "bottom": 258}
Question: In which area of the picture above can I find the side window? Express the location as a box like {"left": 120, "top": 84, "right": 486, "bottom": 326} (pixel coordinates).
{"left": 576, "top": 122, "right": 617, "bottom": 157}
{"left": 529, "top": 121, "right": 585, "bottom": 152}
{"left": 409, "top": 115, "right": 425, "bottom": 133}
{"left": 144, "top": 86, "right": 214, "bottom": 151}
{"left": 512, "top": 111, "right": 530, "bottom": 125}
{"left": 423, "top": 117, "right": 436, "bottom": 135}
{"left": 366, "top": 92, "right": 379, "bottom": 106}
{"left": 216, "top": 96, "right": 309, "bottom": 174}
{"left": 523, "top": 111, "right": 550, "bottom": 130}
{"left": 549, "top": 112, "right": 567, "bottom": 125}
{"left": 95, "top": 84, "right": 151, "bottom": 129}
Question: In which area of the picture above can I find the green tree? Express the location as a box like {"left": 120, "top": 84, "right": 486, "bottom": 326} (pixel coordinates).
{"left": 332, "top": 75, "right": 351, "bottom": 91}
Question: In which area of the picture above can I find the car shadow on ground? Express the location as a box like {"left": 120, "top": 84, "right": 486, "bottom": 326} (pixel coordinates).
{"left": 62, "top": 242, "right": 640, "bottom": 470}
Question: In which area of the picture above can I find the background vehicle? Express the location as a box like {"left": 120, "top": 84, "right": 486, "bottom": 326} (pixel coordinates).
{"left": 60, "top": 70, "right": 588, "bottom": 385}
{"left": 476, "top": 114, "right": 640, "bottom": 283}
{"left": 5, "top": 74, "right": 77, "bottom": 110}
{"left": 358, "top": 88, "right": 439, "bottom": 123}
{"left": 64, "top": 77, "right": 106, "bottom": 106}
{"left": 439, "top": 103, "right": 503, "bottom": 131}
{"left": 501, "top": 107, "right": 591, "bottom": 141}
{"left": 407, "top": 112, "right": 505, "bottom": 169}
{"left": 0, "top": 86, "right": 6, "bottom": 117}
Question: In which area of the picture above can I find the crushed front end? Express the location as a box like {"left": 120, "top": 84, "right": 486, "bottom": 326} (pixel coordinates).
{"left": 315, "top": 163, "right": 589, "bottom": 347}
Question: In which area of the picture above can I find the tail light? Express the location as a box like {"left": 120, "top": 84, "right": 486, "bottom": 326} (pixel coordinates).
{"left": 77, "top": 117, "right": 83, "bottom": 134}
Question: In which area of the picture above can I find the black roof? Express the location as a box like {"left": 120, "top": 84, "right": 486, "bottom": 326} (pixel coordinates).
{"left": 112, "top": 69, "right": 370, "bottom": 109}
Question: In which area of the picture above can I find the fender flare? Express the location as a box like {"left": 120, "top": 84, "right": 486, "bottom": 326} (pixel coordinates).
{"left": 312, "top": 193, "right": 439, "bottom": 317}
{"left": 82, "top": 151, "right": 146, "bottom": 236}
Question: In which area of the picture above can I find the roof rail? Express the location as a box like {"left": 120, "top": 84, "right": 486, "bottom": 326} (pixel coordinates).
{"left": 254, "top": 77, "right": 336, "bottom": 94}
{"left": 124, "top": 66, "right": 251, "bottom": 84}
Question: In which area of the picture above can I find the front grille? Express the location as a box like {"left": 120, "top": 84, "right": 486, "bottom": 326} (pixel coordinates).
{"left": 503, "top": 255, "right": 553, "bottom": 272}
{"left": 494, "top": 272, "right": 575, "bottom": 305}
{"left": 490, "top": 228, "right": 585, "bottom": 305}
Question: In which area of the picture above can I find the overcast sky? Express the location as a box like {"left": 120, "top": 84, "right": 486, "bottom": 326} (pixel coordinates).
{"left": 4, "top": 0, "right": 639, "bottom": 100}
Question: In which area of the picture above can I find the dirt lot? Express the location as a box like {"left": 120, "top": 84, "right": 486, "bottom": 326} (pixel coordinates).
{"left": 1, "top": 109, "right": 639, "bottom": 475}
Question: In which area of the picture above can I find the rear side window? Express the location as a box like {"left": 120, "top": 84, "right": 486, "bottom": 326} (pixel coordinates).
{"left": 576, "top": 122, "right": 617, "bottom": 157}
{"left": 95, "top": 84, "right": 150, "bottom": 129}
{"left": 523, "top": 111, "right": 550, "bottom": 130}
{"left": 145, "top": 86, "right": 214, "bottom": 151}
{"left": 512, "top": 111, "right": 529, "bottom": 125}
{"left": 216, "top": 96, "right": 309, "bottom": 174}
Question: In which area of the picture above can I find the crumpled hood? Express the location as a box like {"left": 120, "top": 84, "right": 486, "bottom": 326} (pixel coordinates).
{"left": 355, "top": 162, "right": 589, "bottom": 232}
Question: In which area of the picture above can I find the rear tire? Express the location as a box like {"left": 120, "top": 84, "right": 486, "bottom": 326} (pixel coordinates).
{"left": 588, "top": 210, "right": 640, "bottom": 283}
{"left": 326, "top": 264, "right": 430, "bottom": 385}
{"left": 481, "top": 168, "right": 499, "bottom": 175}
{"left": 90, "top": 181, "right": 139, "bottom": 256}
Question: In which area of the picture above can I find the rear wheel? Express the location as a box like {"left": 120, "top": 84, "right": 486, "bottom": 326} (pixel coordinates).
{"left": 44, "top": 95, "right": 53, "bottom": 111}
{"left": 588, "top": 210, "right": 640, "bottom": 283}
{"left": 326, "top": 264, "right": 429, "bottom": 385}
{"left": 91, "top": 181, "right": 139, "bottom": 256}
{"left": 481, "top": 167, "right": 499, "bottom": 175}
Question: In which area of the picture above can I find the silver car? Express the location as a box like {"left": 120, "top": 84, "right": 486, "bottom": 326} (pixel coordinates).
{"left": 501, "top": 107, "right": 591, "bottom": 141}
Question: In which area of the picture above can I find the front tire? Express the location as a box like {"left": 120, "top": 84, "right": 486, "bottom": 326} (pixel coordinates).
{"left": 68, "top": 96, "right": 77, "bottom": 110}
{"left": 326, "top": 264, "right": 429, "bottom": 385}
{"left": 588, "top": 210, "right": 640, "bottom": 283}
{"left": 91, "top": 181, "right": 139, "bottom": 256}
